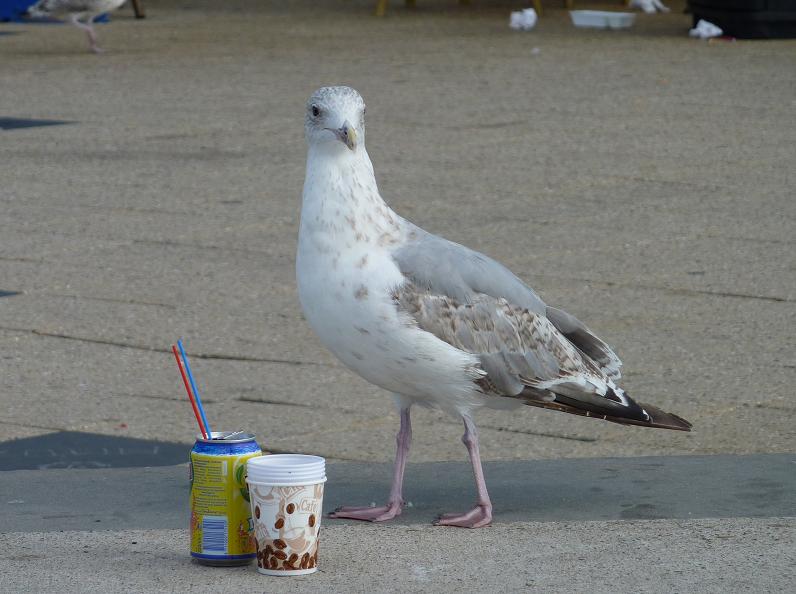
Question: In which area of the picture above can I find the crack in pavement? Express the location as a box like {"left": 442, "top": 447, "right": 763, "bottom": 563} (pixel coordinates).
{"left": 235, "top": 396, "right": 369, "bottom": 417}
{"left": 609, "top": 283, "right": 792, "bottom": 304}
{"left": 113, "top": 393, "right": 217, "bottom": 404}
{"left": 439, "top": 420, "right": 598, "bottom": 443}
{"left": 0, "top": 325, "right": 332, "bottom": 367}
{"left": 47, "top": 293, "right": 177, "bottom": 309}
{"left": 0, "top": 256, "right": 44, "bottom": 264}
{"left": 68, "top": 204, "right": 193, "bottom": 217}
{"left": 482, "top": 424, "right": 598, "bottom": 443}
{"left": 0, "top": 420, "right": 66, "bottom": 433}
{"left": 0, "top": 227, "right": 291, "bottom": 261}
{"left": 132, "top": 238, "right": 285, "bottom": 256}
{"left": 236, "top": 396, "right": 317, "bottom": 409}
{"left": 0, "top": 195, "right": 194, "bottom": 217}
{"left": 538, "top": 275, "right": 792, "bottom": 304}
{"left": 750, "top": 402, "right": 796, "bottom": 413}
{"left": 704, "top": 233, "right": 796, "bottom": 247}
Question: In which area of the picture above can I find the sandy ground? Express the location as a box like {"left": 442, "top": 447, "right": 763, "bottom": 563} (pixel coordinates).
{"left": 1, "top": 0, "right": 795, "bottom": 463}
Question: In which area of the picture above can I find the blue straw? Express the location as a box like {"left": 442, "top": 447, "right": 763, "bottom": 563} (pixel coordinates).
{"left": 177, "top": 339, "right": 212, "bottom": 438}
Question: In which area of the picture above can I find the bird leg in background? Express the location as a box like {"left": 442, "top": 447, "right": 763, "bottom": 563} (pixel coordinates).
{"left": 329, "top": 407, "right": 412, "bottom": 522}
{"left": 69, "top": 14, "right": 102, "bottom": 53}
{"left": 435, "top": 416, "right": 493, "bottom": 528}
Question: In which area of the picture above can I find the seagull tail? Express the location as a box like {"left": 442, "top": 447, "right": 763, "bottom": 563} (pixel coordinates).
{"left": 520, "top": 388, "right": 693, "bottom": 431}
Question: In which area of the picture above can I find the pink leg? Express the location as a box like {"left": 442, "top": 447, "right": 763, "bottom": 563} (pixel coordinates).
{"left": 435, "top": 417, "right": 492, "bottom": 528}
{"left": 70, "top": 14, "right": 102, "bottom": 53}
{"left": 329, "top": 407, "right": 411, "bottom": 522}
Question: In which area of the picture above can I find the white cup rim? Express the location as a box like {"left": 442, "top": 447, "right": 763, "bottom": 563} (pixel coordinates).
{"left": 247, "top": 454, "right": 326, "bottom": 486}
{"left": 249, "top": 454, "right": 325, "bottom": 468}
{"left": 247, "top": 477, "right": 327, "bottom": 487}
{"left": 248, "top": 470, "right": 324, "bottom": 477}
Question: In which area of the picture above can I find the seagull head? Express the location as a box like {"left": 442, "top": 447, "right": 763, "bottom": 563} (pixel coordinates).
{"left": 305, "top": 86, "right": 366, "bottom": 153}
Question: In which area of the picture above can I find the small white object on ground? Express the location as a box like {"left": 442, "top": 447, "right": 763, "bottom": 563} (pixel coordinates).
{"left": 629, "top": 0, "right": 670, "bottom": 14}
{"left": 570, "top": 10, "right": 636, "bottom": 29}
{"left": 689, "top": 19, "right": 723, "bottom": 39}
{"left": 509, "top": 8, "right": 538, "bottom": 31}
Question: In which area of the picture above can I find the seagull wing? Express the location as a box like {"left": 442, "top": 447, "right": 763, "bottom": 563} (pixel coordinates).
{"left": 393, "top": 223, "right": 623, "bottom": 380}
{"left": 392, "top": 228, "right": 690, "bottom": 431}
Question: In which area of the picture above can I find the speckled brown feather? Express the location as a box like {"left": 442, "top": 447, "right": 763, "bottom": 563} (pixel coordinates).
{"left": 395, "top": 284, "right": 603, "bottom": 382}
{"left": 394, "top": 282, "right": 692, "bottom": 431}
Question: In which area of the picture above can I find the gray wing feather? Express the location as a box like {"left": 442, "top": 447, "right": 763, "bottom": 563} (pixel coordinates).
{"left": 394, "top": 286, "right": 587, "bottom": 397}
{"left": 393, "top": 221, "right": 622, "bottom": 379}
{"left": 393, "top": 284, "right": 659, "bottom": 425}
{"left": 391, "top": 229, "right": 690, "bottom": 430}
{"left": 393, "top": 223, "right": 547, "bottom": 315}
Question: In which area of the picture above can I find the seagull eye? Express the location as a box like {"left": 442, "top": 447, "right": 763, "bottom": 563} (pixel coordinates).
{"left": 311, "top": 105, "right": 321, "bottom": 118}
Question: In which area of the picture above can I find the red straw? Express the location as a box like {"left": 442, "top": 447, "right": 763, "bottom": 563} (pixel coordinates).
{"left": 172, "top": 344, "right": 208, "bottom": 439}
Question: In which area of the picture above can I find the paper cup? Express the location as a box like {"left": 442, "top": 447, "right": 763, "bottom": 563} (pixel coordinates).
{"left": 247, "top": 455, "right": 326, "bottom": 576}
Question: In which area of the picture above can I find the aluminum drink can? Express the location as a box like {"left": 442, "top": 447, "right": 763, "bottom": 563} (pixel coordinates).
{"left": 189, "top": 432, "right": 262, "bottom": 565}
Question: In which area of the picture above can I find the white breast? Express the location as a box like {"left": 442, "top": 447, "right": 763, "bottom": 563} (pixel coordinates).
{"left": 296, "top": 151, "right": 484, "bottom": 413}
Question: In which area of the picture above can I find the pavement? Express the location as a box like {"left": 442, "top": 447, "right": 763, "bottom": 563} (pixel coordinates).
{"left": 3, "top": 454, "right": 795, "bottom": 532}
{"left": 1, "top": 0, "right": 794, "bottom": 591}
{"left": 2, "top": 517, "right": 791, "bottom": 593}
{"left": 1, "top": 455, "right": 794, "bottom": 592}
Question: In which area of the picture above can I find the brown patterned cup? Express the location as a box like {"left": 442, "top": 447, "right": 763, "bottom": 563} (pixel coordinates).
{"left": 247, "top": 455, "right": 326, "bottom": 576}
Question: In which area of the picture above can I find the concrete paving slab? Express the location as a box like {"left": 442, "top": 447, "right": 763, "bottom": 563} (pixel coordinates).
{"left": 1, "top": 519, "right": 793, "bottom": 593}
{"left": 2, "top": 455, "right": 793, "bottom": 533}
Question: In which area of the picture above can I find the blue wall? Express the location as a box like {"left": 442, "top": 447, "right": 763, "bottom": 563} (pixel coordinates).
{"left": 1, "top": 1, "right": 110, "bottom": 22}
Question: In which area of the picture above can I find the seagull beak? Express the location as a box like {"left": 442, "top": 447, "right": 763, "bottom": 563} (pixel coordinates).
{"left": 327, "top": 121, "right": 357, "bottom": 151}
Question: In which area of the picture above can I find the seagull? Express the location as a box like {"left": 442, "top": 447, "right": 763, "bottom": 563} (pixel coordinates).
{"left": 24, "top": 0, "right": 127, "bottom": 53}
{"left": 296, "top": 86, "right": 692, "bottom": 528}
{"left": 629, "top": 0, "right": 670, "bottom": 14}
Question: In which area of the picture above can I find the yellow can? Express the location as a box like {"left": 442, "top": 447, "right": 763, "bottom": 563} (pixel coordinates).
{"left": 189, "top": 432, "right": 262, "bottom": 565}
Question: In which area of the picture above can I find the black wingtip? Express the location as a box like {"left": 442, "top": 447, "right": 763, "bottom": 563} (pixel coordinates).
{"left": 521, "top": 391, "right": 693, "bottom": 432}
{"left": 640, "top": 403, "right": 693, "bottom": 432}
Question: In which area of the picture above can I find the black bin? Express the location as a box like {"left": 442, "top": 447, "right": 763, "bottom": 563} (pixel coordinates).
{"left": 689, "top": 0, "right": 796, "bottom": 38}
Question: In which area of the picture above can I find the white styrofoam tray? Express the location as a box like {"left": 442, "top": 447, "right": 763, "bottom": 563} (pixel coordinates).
{"left": 570, "top": 10, "right": 636, "bottom": 29}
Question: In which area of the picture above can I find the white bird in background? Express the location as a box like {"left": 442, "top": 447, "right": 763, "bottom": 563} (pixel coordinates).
{"left": 629, "top": 0, "right": 670, "bottom": 14}
{"left": 24, "top": 0, "right": 127, "bottom": 53}
{"left": 296, "top": 86, "right": 691, "bottom": 528}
